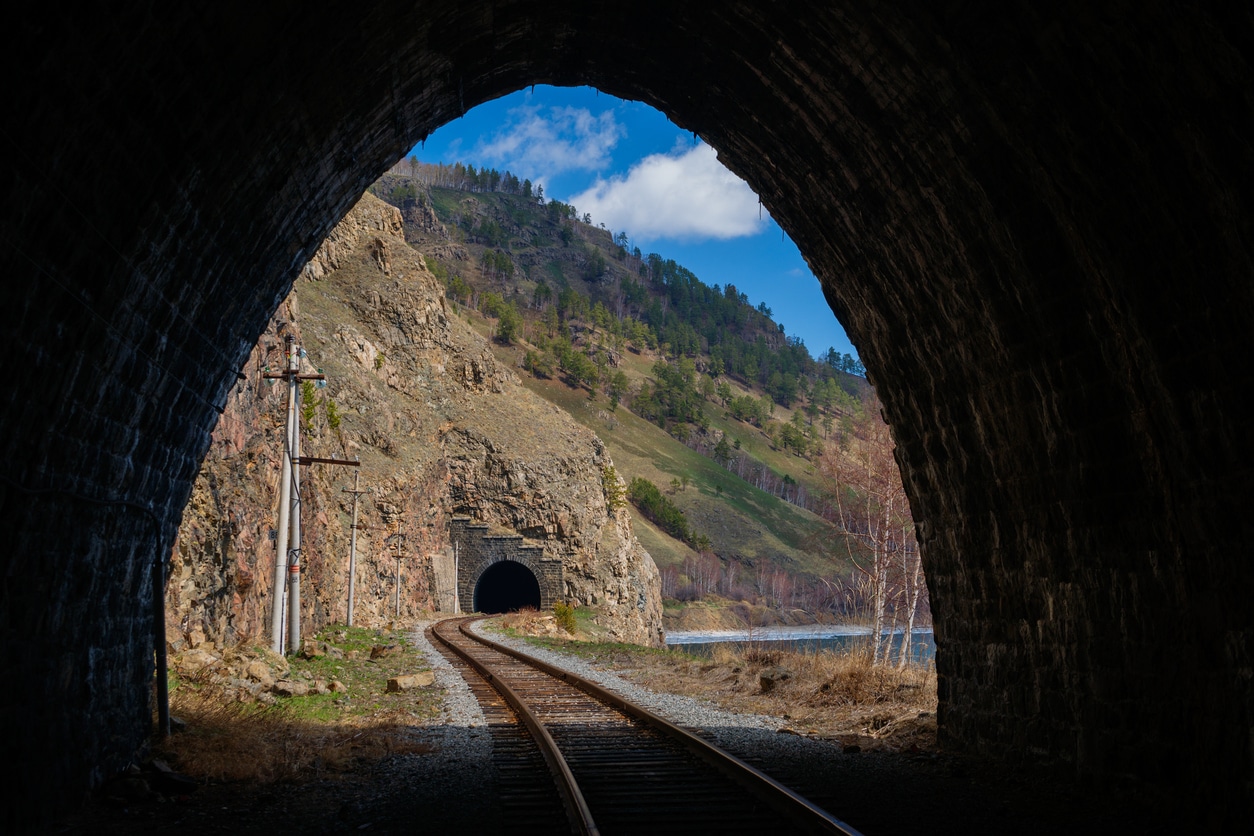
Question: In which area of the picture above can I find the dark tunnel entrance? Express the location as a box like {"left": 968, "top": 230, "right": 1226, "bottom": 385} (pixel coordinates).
{"left": 474, "top": 560, "right": 542, "bottom": 614}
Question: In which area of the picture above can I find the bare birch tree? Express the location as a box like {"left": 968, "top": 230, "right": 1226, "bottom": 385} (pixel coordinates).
{"left": 820, "top": 392, "right": 923, "bottom": 665}
{"left": 897, "top": 530, "right": 927, "bottom": 669}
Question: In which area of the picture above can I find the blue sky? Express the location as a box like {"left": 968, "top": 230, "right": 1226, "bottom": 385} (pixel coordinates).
{"left": 410, "top": 86, "right": 858, "bottom": 361}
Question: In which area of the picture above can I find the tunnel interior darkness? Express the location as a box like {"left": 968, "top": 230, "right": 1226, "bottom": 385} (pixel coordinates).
{"left": 474, "top": 561, "right": 543, "bottom": 614}
{"left": 2, "top": 1, "right": 1253, "bottom": 829}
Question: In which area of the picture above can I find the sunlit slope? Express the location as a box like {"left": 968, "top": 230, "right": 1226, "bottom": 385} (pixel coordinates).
{"left": 382, "top": 174, "right": 862, "bottom": 583}
{"left": 515, "top": 369, "right": 851, "bottom": 576}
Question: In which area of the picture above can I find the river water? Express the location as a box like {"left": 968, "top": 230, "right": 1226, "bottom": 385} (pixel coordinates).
{"left": 666, "top": 625, "right": 936, "bottom": 667}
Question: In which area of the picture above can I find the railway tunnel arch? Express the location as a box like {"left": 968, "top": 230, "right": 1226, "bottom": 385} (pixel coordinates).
{"left": 474, "top": 561, "right": 543, "bottom": 615}
{"left": 3, "top": 1, "right": 1253, "bottom": 827}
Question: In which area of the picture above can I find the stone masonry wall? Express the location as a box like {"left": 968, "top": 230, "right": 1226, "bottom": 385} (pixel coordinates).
{"left": 450, "top": 517, "right": 564, "bottom": 613}
{"left": 3, "top": 3, "right": 1252, "bottom": 828}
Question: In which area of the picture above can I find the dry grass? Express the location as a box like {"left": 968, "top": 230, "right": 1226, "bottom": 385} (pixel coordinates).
{"left": 517, "top": 628, "right": 938, "bottom": 753}
{"left": 497, "top": 606, "right": 547, "bottom": 633}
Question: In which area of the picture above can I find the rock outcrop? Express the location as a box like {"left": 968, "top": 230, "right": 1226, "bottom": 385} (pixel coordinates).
{"left": 168, "top": 193, "right": 663, "bottom": 649}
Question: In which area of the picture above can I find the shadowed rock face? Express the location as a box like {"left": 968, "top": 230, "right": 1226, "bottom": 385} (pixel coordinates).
{"left": 1, "top": 1, "right": 1251, "bottom": 827}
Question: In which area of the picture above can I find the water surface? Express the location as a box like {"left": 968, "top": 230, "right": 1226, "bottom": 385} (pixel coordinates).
{"left": 666, "top": 625, "right": 935, "bottom": 666}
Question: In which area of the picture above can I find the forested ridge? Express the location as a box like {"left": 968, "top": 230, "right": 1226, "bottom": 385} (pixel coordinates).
{"left": 370, "top": 161, "right": 927, "bottom": 635}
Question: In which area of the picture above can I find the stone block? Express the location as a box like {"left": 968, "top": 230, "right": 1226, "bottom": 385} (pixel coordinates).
{"left": 386, "top": 672, "right": 435, "bottom": 692}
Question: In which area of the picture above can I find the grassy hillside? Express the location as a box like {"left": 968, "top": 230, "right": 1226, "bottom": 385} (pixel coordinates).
{"left": 449, "top": 266, "right": 857, "bottom": 587}
{"left": 373, "top": 170, "right": 876, "bottom": 609}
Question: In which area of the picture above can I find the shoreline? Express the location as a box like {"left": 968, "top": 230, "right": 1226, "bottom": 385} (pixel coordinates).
{"left": 665, "top": 624, "right": 935, "bottom": 645}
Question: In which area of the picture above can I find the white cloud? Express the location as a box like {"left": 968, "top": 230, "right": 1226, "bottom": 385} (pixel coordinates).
{"left": 473, "top": 105, "right": 622, "bottom": 183}
{"left": 567, "top": 143, "right": 767, "bottom": 244}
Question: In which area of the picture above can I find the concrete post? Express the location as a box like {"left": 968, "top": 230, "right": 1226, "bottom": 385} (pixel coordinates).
{"left": 287, "top": 358, "right": 303, "bottom": 652}
{"left": 270, "top": 336, "right": 296, "bottom": 653}
{"left": 344, "top": 470, "right": 363, "bottom": 626}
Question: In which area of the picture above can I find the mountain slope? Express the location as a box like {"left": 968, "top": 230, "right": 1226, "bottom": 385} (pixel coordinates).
{"left": 374, "top": 171, "right": 868, "bottom": 598}
{"left": 168, "top": 193, "right": 664, "bottom": 648}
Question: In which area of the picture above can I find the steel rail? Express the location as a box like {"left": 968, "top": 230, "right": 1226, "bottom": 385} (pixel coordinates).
{"left": 458, "top": 617, "right": 864, "bottom": 836}
{"left": 430, "top": 618, "right": 599, "bottom": 836}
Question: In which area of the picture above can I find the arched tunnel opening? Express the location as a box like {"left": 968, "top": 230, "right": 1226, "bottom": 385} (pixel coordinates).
{"left": 474, "top": 560, "right": 543, "bottom": 614}
{"left": 3, "top": 2, "right": 1253, "bottom": 830}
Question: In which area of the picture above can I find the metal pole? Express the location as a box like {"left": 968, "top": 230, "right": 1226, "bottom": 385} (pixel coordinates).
{"left": 345, "top": 470, "right": 361, "bottom": 626}
{"left": 393, "top": 521, "right": 405, "bottom": 620}
{"left": 270, "top": 336, "right": 296, "bottom": 653}
{"left": 288, "top": 360, "right": 303, "bottom": 653}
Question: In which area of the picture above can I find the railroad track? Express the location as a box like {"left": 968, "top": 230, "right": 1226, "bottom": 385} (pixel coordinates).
{"left": 428, "top": 616, "right": 863, "bottom": 836}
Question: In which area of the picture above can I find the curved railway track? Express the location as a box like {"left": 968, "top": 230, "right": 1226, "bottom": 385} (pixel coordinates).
{"left": 428, "top": 616, "right": 863, "bottom": 836}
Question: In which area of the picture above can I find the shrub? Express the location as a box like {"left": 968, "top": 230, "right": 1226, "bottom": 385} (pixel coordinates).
{"left": 627, "top": 477, "right": 692, "bottom": 544}
{"left": 300, "top": 380, "right": 318, "bottom": 428}
{"left": 673, "top": 584, "right": 702, "bottom": 602}
{"left": 553, "top": 602, "right": 577, "bottom": 635}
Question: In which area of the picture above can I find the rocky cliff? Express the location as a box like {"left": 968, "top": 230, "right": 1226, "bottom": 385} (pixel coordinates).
{"left": 167, "top": 192, "right": 663, "bottom": 649}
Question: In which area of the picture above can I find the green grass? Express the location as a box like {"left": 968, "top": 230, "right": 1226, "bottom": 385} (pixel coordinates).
{"left": 627, "top": 507, "right": 688, "bottom": 568}
{"left": 520, "top": 633, "right": 693, "bottom": 662}
{"left": 516, "top": 370, "right": 852, "bottom": 577}
{"left": 161, "top": 623, "right": 441, "bottom": 785}
{"left": 276, "top": 693, "right": 344, "bottom": 722}
{"left": 273, "top": 625, "right": 437, "bottom": 723}
{"left": 427, "top": 187, "right": 467, "bottom": 220}
{"left": 545, "top": 260, "right": 566, "bottom": 284}
{"left": 572, "top": 605, "right": 599, "bottom": 633}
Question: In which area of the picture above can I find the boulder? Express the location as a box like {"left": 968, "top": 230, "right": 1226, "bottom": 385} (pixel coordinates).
{"left": 175, "top": 648, "right": 220, "bottom": 674}
{"left": 167, "top": 193, "right": 663, "bottom": 649}
{"left": 245, "top": 660, "right": 274, "bottom": 688}
{"left": 386, "top": 672, "right": 435, "bottom": 692}
{"left": 271, "top": 680, "right": 309, "bottom": 697}
{"left": 759, "top": 666, "right": 792, "bottom": 694}
{"left": 299, "top": 640, "right": 326, "bottom": 659}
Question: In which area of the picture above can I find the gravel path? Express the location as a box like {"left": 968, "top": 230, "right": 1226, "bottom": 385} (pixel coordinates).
{"left": 412, "top": 619, "right": 488, "bottom": 728}
{"left": 466, "top": 619, "right": 790, "bottom": 738}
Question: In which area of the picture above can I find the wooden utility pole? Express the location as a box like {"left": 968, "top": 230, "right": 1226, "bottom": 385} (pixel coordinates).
{"left": 342, "top": 471, "right": 368, "bottom": 626}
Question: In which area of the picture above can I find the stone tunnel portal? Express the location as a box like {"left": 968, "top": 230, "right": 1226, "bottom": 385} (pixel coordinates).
{"left": 4, "top": 2, "right": 1254, "bottom": 829}
{"left": 474, "top": 560, "right": 543, "bottom": 615}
